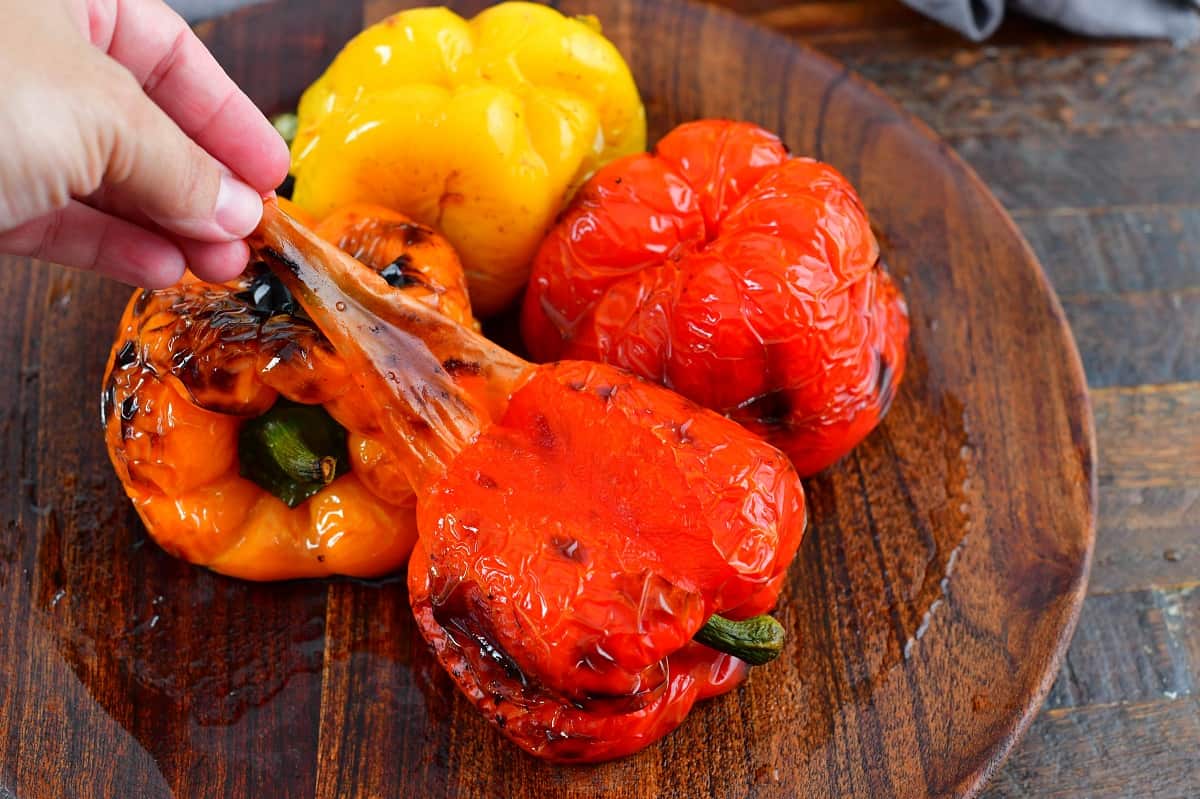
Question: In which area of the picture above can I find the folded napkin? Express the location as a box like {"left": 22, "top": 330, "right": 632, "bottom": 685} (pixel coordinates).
{"left": 903, "top": 0, "right": 1200, "bottom": 42}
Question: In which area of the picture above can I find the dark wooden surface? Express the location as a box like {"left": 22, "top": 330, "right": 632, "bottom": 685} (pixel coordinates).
{"left": 0, "top": 1, "right": 1111, "bottom": 797}
{"left": 709, "top": 2, "right": 1200, "bottom": 798}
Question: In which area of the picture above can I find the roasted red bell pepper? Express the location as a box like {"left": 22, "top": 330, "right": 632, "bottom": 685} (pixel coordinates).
{"left": 249, "top": 203, "right": 806, "bottom": 762}
{"left": 522, "top": 119, "right": 910, "bottom": 476}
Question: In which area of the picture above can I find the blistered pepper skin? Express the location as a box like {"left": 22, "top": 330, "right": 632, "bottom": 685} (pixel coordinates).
{"left": 248, "top": 205, "right": 807, "bottom": 763}
{"left": 409, "top": 361, "right": 805, "bottom": 761}
{"left": 290, "top": 2, "right": 646, "bottom": 315}
{"left": 101, "top": 207, "right": 473, "bottom": 580}
{"left": 522, "top": 120, "right": 910, "bottom": 476}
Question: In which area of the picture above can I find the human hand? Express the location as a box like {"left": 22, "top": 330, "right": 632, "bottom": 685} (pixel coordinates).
{"left": 0, "top": 0, "right": 290, "bottom": 287}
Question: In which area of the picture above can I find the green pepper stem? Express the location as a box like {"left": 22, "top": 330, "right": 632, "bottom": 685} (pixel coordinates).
{"left": 272, "top": 112, "right": 298, "bottom": 147}
{"left": 238, "top": 401, "right": 349, "bottom": 508}
{"left": 257, "top": 417, "right": 334, "bottom": 484}
{"left": 693, "top": 613, "right": 785, "bottom": 666}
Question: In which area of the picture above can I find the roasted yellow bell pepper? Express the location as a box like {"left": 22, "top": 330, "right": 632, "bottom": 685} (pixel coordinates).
{"left": 289, "top": 2, "right": 646, "bottom": 315}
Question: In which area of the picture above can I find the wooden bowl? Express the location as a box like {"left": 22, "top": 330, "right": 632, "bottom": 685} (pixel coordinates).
{"left": 0, "top": 1, "right": 1094, "bottom": 797}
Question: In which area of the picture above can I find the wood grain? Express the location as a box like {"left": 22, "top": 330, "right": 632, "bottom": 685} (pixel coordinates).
{"left": 983, "top": 699, "right": 1200, "bottom": 799}
{"left": 1091, "top": 486, "right": 1200, "bottom": 594}
{"left": 1062, "top": 291, "right": 1200, "bottom": 388}
{"left": 1015, "top": 206, "right": 1200, "bottom": 297}
{"left": 1094, "top": 383, "right": 1200, "bottom": 488}
{"left": 843, "top": 42, "right": 1200, "bottom": 138}
{"left": 0, "top": 2, "right": 1098, "bottom": 798}
{"left": 949, "top": 128, "right": 1200, "bottom": 211}
{"left": 1044, "top": 588, "right": 1194, "bottom": 709}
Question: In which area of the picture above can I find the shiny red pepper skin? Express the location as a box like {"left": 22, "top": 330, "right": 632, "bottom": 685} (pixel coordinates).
{"left": 522, "top": 119, "right": 910, "bottom": 476}
{"left": 407, "top": 360, "right": 806, "bottom": 762}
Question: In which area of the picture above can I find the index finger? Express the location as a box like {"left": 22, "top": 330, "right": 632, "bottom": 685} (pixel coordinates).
{"left": 90, "top": 0, "right": 290, "bottom": 193}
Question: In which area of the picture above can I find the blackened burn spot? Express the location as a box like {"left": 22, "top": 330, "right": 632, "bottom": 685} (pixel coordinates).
{"left": 474, "top": 471, "right": 498, "bottom": 489}
{"left": 745, "top": 390, "right": 792, "bottom": 430}
{"left": 240, "top": 270, "right": 298, "bottom": 316}
{"left": 272, "top": 341, "right": 303, "bottom": 366}
{"left": 119, "top": 394, "right": 138, "bottom": 422}
{"left": 876, "top": 351, "right": 897, "bottom": 414}
{"left": 432, "top": 580, "right": 529, "bottom": 687}
{"left": 132, "top": 290, "right": 154, "bottom": 316}
{"left": 115, "top": 340, "right": 138, "bottom": 369}
{"left": 264, "top": 247, "right": 302, "bottom": 277}
{"left": 442, "top": 358, "right": 482, "bottom": 376}
{"left": 380, "top": 255, "right": 425, "bottom": 289}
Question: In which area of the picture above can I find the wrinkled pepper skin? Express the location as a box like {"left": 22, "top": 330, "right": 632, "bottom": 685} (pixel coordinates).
{"left": 522, "top": 120, "right": 910, "bottom": 476}
{"left": 314, "top": 203, "right": 477, "bottom": 330}
{"left": 248, "top": 204, "right": 807, "bottom": 763}
{"left": 290, "top": 2, "right": 646, "bottom": 315}
{"left": 408, "top": 361, "right": 806, "bottom": 762}
{"left": 101, "top": 207, "right": 472, "bottom": 580}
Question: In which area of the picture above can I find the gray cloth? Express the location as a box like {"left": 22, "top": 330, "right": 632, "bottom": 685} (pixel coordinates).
{"left": 168, "top": 0, "right": 268, "bottom": 22}
{"left": 170, "top": 0, "right": 1199, "bottom": 43}
{"left": 902, "top": 0, "right": 1200, "bottom": 42}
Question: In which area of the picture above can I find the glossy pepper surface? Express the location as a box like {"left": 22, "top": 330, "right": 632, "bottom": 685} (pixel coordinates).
{"left": 289, "top": 2, "right": 646, "bottom": 315}
{"left": 522, "top": 120, "right": 910, "bottom": 476}
{"left": 249, "top": 203, "right": 806, "bottom": 762}
{"left": 102, "top": 206, "right": 474, "bottom": 580}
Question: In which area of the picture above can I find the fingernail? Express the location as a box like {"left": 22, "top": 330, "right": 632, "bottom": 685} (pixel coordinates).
{"left": 215, "top": 174, "right": 263, "bottom": 238}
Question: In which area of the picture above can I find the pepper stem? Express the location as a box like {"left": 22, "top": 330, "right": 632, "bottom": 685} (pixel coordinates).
{"left": 272, "top": 112, "right": 298, "bottom": 147}
{"left": 238, "top": 401, "right": 349, "bottom": 508}
{"left": 694, "top": 613, "right": 785, "bottom": 666}
{"left": 250, "top": 201, "right": 529, "bottom": 490}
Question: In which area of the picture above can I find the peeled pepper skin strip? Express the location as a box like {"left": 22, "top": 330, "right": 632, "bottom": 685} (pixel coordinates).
{"left": 522, "top": 119, "right": 910, "bottom": 477}
{"left": 101, "top": 206, "right": 473, "bottom": 580}
{"left": 289, "top": 2, "right": 646, "bottom": 316}
{"left": 249, "top": 202, "right": 806, "bottom": 762}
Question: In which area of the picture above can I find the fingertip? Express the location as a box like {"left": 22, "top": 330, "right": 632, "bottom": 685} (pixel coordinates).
{"left": 260, "top": 132, "right": 293, "bottom": 192}
{"left": 214, "top": 174, "right": 265, "bottom": 238}
{"left": 181, "top": 238, "right": 251, "bottom": 283}
{"left": 243, "top": 99, "right": 292, "bottom": 191}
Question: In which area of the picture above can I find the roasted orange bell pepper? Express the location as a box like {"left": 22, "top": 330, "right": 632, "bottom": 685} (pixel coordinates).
{"left": 249, "top": 202, "right": 806, "bottom": 762}
{"left": 522, "top": 120, "right": 910, "bottom": 476}
{"left": 102, "top": 205, "right": 474, "bottom": 580}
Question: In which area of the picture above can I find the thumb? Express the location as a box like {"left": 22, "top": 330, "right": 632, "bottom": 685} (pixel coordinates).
{"left": 100, "top": 72, "right": 264, "bottom": 242}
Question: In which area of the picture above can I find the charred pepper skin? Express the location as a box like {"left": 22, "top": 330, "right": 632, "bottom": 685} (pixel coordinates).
{"left": 522, "top": 119, "right": 911, "bottom": 477}
{"left": 101, "top": 206, "right": 473, "bottom": 580}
